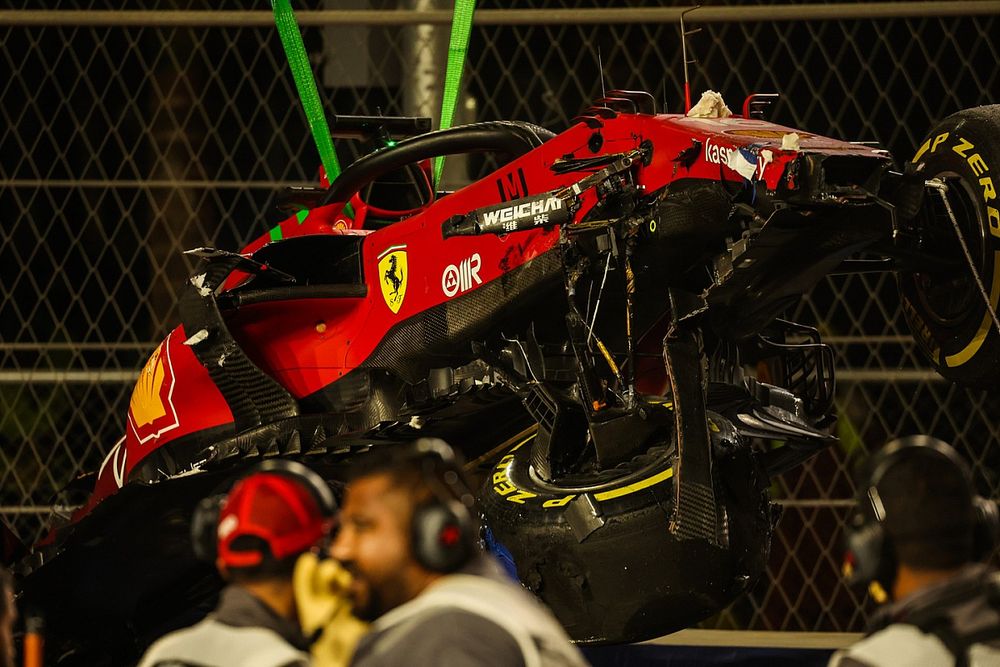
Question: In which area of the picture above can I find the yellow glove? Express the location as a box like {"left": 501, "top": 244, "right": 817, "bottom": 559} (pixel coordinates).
{"left": 293, "top": 552, "right": 369, "bottom": 667}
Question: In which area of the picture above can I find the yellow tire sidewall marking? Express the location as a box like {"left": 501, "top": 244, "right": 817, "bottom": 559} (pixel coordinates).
{"left": 490, "top": 434, "right": 674, "bottom": 508}
{"left": 920, "top": 134, "right": 1000, "bottom": 368}
{"left": 946, "top": 250, "right": 1000, "bottom": 367}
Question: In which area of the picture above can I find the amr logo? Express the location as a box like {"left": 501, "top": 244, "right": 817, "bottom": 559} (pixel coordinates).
{"left": 377, "top": 245, "right": 408, "bottom": 314}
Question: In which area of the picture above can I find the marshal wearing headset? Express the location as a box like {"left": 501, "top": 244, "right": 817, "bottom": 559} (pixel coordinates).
{"left": 329, "top": 438, "right": 588, "bottom": 667}
{"left": 831, "top": 435, "right": 1000, "bottom": 667}
{"left": 139, "top": 459, "right": 337, "bottom": 667}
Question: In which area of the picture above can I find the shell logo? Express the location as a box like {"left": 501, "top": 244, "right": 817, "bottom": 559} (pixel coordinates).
{"left": 127, "top": 332, "right": 180, "bottom": 445}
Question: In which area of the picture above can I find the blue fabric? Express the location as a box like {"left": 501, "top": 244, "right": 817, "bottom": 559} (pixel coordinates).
{"left": 481, "top": 524, "right": 520, "bottom": 581}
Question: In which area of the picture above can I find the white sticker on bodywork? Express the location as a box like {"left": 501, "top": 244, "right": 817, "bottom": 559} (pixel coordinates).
{"left": 183, "top": 329, "right": 209, "bottom": 346}
{"left": 727, "top": 148, "right": 759, "bottom": 181}
{"left": 758, "top": 149, "right": 774, "bottom": 179}
{"left": 781, "top": 132, "right": 801, "bottom": 151}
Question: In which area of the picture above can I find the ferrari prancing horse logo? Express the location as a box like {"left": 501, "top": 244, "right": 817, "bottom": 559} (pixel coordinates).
{"left": 378, "top": 245, "right": 408, "bottom": 314}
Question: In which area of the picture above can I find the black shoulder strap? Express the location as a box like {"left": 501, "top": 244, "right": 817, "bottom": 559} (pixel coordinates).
{"left": 962, "top": 576, "right": 1000, "bottom": 648}
{"left": 907, "top": 572, "right": 1000, "bottom": 667}
{"left": 916, "top": 616, "right": 969, "bottom": 667}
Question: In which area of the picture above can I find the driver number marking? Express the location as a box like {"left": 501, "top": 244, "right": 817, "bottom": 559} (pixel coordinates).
{"left": 442, "top": 253, "right": 482, "bottom": 297}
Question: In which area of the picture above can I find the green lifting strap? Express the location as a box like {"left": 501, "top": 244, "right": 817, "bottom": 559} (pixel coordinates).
{"left": 271, "top": 0, "right": 343, "bottom": 185}
{"left": 433, "top": 0, "right": 477, "bottom": 188}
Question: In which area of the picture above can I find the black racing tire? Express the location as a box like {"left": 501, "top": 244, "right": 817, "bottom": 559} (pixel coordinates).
{"left": 899, "top": 105, "right": 1000, "bottom": 388}
{"left": 480, "top": 413, "right": 773, "bottom": 645}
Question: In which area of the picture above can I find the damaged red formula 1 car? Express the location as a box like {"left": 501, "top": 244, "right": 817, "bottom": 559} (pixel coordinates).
{"left": 18, "top": 92, "right": 1000, "bottom": 662}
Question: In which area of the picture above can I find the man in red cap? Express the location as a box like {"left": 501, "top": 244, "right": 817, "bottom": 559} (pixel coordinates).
{"left": 139, "top": 461, "right": 335, "bottom": 667}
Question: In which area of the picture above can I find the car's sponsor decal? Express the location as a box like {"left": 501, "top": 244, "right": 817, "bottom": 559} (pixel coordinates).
{"left": 704, "top": 138, "right": 772, "bottom": 180}
{"left": 128, "top": 332, "right": 180, "bottom": 445}
{"left": 442, "top": 252, "right": 482, "bottom": 297}
{"left": 478, "top": 195, "right": 564, "bottom": 233}
{"left": 378, "top": 245, "right": 408, "bottom": 314}
{"left": 496, "top": 167, "right": 530, "bottom": 202}
{"left": 445, "top": 192, "right": 570, "bottom": 238}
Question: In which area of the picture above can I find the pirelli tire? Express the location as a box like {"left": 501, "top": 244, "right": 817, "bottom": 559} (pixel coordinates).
{"left": 480, "top": 412, "right": 773, "bottom": 645}
{"left": 899, "top": 105, "right": 1000, "bottom": 388}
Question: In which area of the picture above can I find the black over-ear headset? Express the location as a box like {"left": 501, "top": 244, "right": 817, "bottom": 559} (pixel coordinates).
{"left": 403, "top": 438, "right": 478, "bottom": 574}
{"left": 191, "top": 458, "right": 338, "bottom": 563}
{"left": 843, "top": 435, "right": 1000, "bottom": 601}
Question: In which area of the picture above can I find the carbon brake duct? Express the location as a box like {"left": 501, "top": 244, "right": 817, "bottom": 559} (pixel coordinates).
{"left": 664, "top": 288, "right": 724, "bottom": 547}
{"left": 519, "top": 318, "right": 597, "bottom": 481}
{"left": 177, "top": 250, "right": 300, "bottom": 450}
{"left": 523, "top": 383, "right": 589, "bottom": 481}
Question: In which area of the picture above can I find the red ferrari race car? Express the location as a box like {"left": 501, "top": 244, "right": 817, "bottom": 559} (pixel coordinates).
{"left": 15, "top": 90, "right": 1000, "bottom": 663}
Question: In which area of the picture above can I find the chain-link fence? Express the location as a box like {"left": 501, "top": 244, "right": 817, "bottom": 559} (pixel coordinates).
{"left": 2, "top": 0, "right": 999, "bottom": 634}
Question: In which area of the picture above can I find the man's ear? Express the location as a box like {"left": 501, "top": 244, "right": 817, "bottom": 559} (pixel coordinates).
{"left": 216, "top": 559, "right": 230, "bottom": 580}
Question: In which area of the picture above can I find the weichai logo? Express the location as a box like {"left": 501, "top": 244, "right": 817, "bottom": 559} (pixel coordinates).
{"left": 480, "top": 197, "right": 563, "bottom": 230}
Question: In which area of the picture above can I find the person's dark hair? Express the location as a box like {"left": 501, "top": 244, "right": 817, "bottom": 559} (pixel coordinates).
{"left": 878, "top": 448, "right": 976, "bottom": 570}
{"left": 225, "top": 544, "right": 300, "bottom": 584}
{"left": 347, "top": 444, "right": 479, "bottom": 519}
